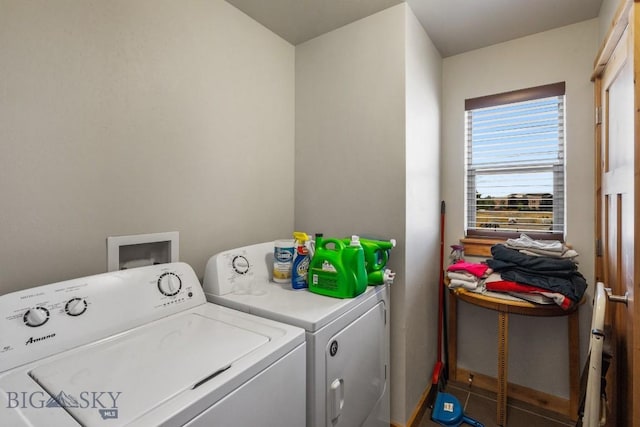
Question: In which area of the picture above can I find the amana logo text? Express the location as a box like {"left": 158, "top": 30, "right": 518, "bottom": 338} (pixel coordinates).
{"left": 25, "top": 333, "right": 56, "bottom": 345}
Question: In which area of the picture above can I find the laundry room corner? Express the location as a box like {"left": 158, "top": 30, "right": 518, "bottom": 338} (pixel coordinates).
{"left": 294, "top": 3, "right": 442, "bottom": 425}
{"left": 441, "top": 17, "right": 598, "bottom": 411}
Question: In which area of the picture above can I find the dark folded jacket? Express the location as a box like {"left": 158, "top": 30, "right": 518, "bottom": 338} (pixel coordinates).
{"left": 489, "top": 244, "right": 577, "bottom": 272}
{"left": 486, "top": 244, "right": 587, "bottom": 302}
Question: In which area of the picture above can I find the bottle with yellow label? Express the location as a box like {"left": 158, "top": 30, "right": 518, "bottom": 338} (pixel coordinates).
{"left": 291, "top": 232, "right": 311, "bottom": 289}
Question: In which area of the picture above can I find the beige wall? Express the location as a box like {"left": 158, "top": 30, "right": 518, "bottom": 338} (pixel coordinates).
{"left": 295, "top": 4, "right": 442, "bottom": 423}
{"left": 442, "top": 19, "right": 598, "bottom": 398}
{"left": 598, "top": 0, "right": 622, "bottom": 46}
{"left": 295, "top": 5, "right": 408, "bottom": 422}
{"left": 0, "top": 0, "right": 295, "bottom": 294}
{"left": 403, "top": 6, "right": 442, "bottom": 423}
{"left": 294, "top": 7, "right": 406, "bottom": 239}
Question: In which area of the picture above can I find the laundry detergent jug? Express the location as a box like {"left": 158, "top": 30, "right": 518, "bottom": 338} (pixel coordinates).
{"left": 308, "top": 234, "right": 367, "bottom": 299}
{"left": 342, "top": 236, "right": 396, "bottom": 286}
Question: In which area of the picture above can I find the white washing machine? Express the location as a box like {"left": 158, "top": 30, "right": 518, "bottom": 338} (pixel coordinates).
{"left": 0, "top": 262, "right": 306, "bottom": 427}
{"left": 202, "top": 242, "right": 390, "bottom": 427}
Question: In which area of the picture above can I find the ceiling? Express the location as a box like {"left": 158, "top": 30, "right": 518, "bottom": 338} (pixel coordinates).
{"left": 225, "top": 0, "right": 603, "bottom": 57}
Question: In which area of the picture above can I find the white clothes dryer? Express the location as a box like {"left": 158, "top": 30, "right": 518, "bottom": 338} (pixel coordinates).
{"left": 0, "top": 262, "right": 306, "bottom": 427}
{"left": 203, "top": 242, "right": 390, "bottom": 427}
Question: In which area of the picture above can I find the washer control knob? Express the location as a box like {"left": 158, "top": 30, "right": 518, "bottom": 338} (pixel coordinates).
{"left": 65, "top": 298, "right": 88, "bottom": 316}
{"left": 23, "top": 307, "right": 50, "bottom": 327}
{"left": 232, "top": 255, "right": 250, "bottom": 275}
{"left": 158, "top": 272, "right": 182, "bottom": 296}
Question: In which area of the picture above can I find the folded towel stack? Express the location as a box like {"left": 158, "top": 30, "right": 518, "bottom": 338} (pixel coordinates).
{"left": 446, "top": 261, "right": 491, "bottom": 293}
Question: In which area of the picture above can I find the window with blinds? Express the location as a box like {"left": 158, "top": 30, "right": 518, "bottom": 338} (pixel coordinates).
{"left": 465, "top": 82, "right": 565, "bottom": 239}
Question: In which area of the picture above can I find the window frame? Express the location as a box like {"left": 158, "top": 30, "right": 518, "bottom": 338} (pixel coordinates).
{"left": 464, "top": 82, "right": 566, "bottom": 241}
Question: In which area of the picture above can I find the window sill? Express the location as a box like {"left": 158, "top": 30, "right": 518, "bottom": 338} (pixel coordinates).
{"left": 460, "top": 237, "right": 505, "bottom": 257}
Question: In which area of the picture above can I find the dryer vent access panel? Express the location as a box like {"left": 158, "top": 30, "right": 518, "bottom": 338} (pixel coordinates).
{"left": 107, "top": 231, "right": 179, "bottom": 271}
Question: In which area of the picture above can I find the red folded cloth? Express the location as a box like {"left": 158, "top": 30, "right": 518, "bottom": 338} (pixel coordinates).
{"left": 485, "top": 278, "right": 573, "bottom": 310}
{"left": 447, "top": 261, "right": 489, "bottom": 278}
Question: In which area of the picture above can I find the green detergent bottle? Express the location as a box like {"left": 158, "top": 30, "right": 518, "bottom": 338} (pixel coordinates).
{"left": 308, "top": 234, "right": 368, "bottom": 299}
{"left": 341, "top": 237, "right": 396, "bottom": 285}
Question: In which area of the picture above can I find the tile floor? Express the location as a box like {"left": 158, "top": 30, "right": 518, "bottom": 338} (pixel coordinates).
{"left": 417, "top": 381, "right": 575, "bottom": 427}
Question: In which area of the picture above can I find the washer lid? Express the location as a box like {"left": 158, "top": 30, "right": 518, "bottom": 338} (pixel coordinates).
{"left": 28, "top": 312, "right": 268, "bottom": 426}
{"left": 208, "top": 284, "right": 382, "bottom": 332}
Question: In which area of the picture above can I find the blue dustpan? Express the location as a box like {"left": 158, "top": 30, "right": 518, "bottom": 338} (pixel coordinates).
{"left": 431, "top": 392, "right": 484, "bottom": 427}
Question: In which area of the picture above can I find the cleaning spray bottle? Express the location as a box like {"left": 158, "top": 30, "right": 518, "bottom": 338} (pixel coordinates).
{"left": 291, "top": 232, "right": 311, "bottom": 290}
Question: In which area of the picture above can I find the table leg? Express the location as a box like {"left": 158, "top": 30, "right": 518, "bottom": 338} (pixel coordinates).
{"left": 497, "top": 311, "right": 508, "bottom": 426}
{"left": 568, "top": 308, "right": 580, "bottom": 419}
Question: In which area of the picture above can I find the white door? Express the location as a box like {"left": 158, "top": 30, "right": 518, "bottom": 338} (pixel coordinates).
{"left": 325, "top": 302, "right": 386, "bottom": 427}
{"left": 594, "top": 5, "right": 640, "bottom": 425}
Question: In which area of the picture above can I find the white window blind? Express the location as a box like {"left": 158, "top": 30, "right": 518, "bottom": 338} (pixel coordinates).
{"left": 465, "top": 82, "right": 565, "bottom": 238}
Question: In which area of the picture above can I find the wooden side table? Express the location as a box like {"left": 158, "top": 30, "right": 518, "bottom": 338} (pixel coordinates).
{"left": 448, "top": 288, "right": 581, "bottom": 426}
